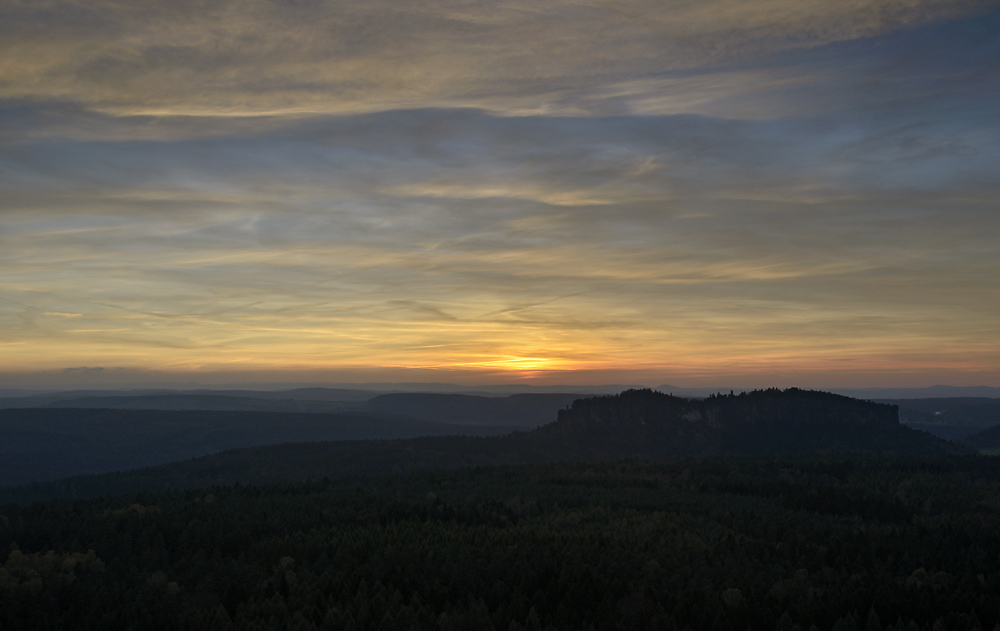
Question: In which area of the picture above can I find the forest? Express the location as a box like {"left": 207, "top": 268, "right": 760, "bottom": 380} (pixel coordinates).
{"left": 3, "top": 388, "right": 1000, "bottom": 629}
{"left": 5, "top": 455, "right": 1000, "bottom": 630}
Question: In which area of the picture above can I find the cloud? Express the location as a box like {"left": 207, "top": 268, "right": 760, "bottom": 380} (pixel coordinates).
{"left": 1, "top": 2, "right": 998, "bottom": 385}
{"left": 1, "top": 0, "right": 994, "bottom": 118}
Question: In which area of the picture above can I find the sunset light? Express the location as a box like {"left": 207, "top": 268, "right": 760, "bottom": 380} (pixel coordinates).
{"left": 1, "top": 0, "right": 998, "bottom": 390}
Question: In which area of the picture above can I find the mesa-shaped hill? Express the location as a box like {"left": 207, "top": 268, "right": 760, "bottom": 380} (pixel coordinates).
{"left": 532, "top": 388, "right": 958, "bottom": 458}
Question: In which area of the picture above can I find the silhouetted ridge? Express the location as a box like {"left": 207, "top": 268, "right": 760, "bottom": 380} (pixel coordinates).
{"left": 548, "top": 387, "right": 897, "bottom": 429}
{"left": 534, "top": 388, "right": 942, "bottom": 457}
{"left": 366, "top": 392, "right": 582, "bottom": 428}
{"left": 698, "top": 388, "right": 899, "bottom": 428}
{"left": 961, "top": 424, "right": 1000, "bottom": 452}
{"left": 1, "top": 388, "right": 963, "bottom": 503}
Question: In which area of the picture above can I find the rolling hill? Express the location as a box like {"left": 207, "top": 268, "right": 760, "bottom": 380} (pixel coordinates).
{"left": 0, "top": 407, "right": 515, "bottom": 488}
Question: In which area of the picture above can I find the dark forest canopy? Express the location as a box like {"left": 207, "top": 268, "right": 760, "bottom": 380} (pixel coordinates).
{"left": 4, "top": 455, "right": 1000, "bottom": 630}
{"left": 0, "top": 389, "right": 996, "bottom": 630}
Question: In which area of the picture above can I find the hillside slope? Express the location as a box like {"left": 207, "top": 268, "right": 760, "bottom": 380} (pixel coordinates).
{"left": 366, "top": 392, "right": 583, "bottom": 428}
{"left": 0, "top": 408, "right": 514, "bottom": 487}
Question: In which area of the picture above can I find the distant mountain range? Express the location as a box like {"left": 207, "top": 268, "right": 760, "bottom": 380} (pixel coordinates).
{"left": 5, "top": 383, "right": 998, "bottom": 403}
{"left": 0, "top": 391, "right": 582, "bottom": 428}
{"left": 659, "top": 385, "right": 1000, "bottom": 400}
{"left": 365, "top": 392, "right": 582, "bottom": 427}
{"left": 878, "top": 398, "right": 1000, "bottom": 441}
{"left": 1, "top": 387, "right": 969, "bottom": 504}
{"left": 4, "top": 386, "right": 998, "bottom": 440}
{"left": 0, "top": 387, "right": 379, "bottom": 408}
{"left": 0, "top": 382, "right": 643, "bottom": 399}
{"left": 0, "top": 407, "right": 515, "bottom": 488}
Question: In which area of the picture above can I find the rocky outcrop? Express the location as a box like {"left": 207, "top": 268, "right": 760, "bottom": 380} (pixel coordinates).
{"left": 533, "top": 388, "right": 953, "bottom": 457}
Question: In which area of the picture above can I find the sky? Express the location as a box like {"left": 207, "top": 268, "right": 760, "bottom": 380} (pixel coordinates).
{"left": 1, "top": 0, "right": 999, "bottom": 389}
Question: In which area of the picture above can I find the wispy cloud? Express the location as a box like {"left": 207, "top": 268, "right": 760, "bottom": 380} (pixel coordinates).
{"left": 0, "top": 1, "right": 998, "bottom": 386}
{"left": 1, "top": 0, "right": 994, "bottom": 118}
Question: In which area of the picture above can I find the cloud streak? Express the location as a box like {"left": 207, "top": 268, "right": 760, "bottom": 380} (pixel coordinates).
{"left": 0, "top": 1, "right": 998, "bottom": 386}
{"left": 1, "top": 0, "right": 994, "bottom": 117}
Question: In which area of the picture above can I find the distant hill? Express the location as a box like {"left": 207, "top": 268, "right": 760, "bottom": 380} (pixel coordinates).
{"left": 36, "top": 394, "right": 359, "bottom": 414}
{"left": 878, "top": 398, "right": 1000, "bottom": 440}
{"left": 959, "top": 424, "right": 1000, "bottom": 453}
{"left": 0, "top": 390, "right": 584, "bottom": 429}
{"left": 656, "top": 385, "right": 1000, "bottom": 400}
{"left": 5, "top": 388, "right": 997, "bottom": 440}
{"left": 841, "top": 385, "right": 1000, "bottom": 399}
{"left": 0, "top": 387, "right": 379, "bottom": 409}
{"left": 534, "top": 388, "right": 960, "bottom": 458}
{"left": 0, "top": 388, "right": 965, "bottom": 503}
{"left": 0, "top": 408, "right": 515, "bottom": 488}
{"left": 365, "top": 392, "right": 583, "bottom": 428}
